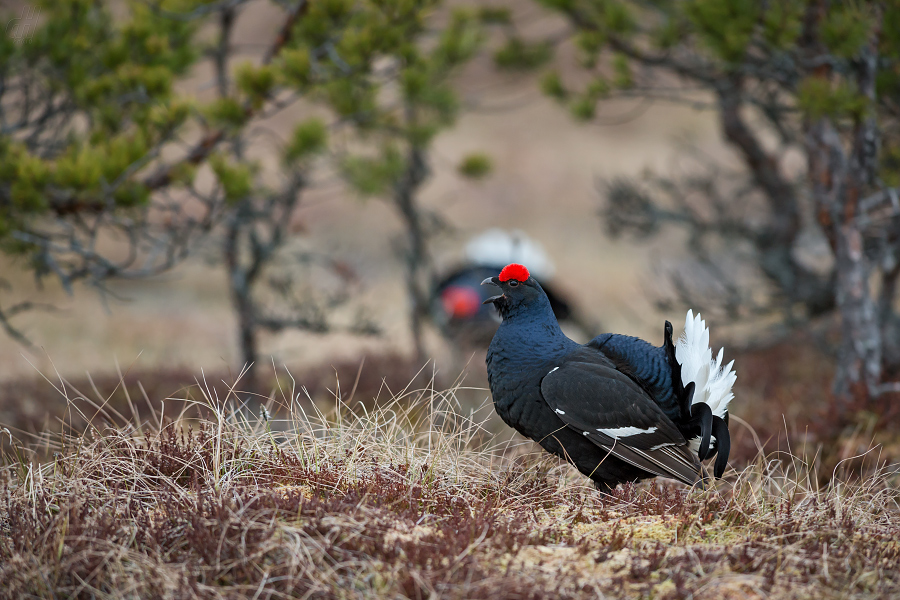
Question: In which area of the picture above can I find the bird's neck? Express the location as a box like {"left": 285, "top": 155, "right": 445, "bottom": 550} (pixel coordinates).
{"left": 494, "top": 298, "right": 577, "bottom": 363}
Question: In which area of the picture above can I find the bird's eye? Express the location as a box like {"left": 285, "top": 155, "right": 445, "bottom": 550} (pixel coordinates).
{"left": 508, "top": 280, "right": 519, "bottom": 287}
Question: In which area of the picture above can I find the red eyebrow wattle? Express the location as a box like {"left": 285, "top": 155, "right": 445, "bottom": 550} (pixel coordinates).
{"left": 499, "top": 263, "right": 530, "bottom": 282}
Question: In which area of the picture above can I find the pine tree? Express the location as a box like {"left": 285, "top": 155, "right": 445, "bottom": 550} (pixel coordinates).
{"left": 537, "top": 0, "right": 900, "bottom": 403}
{"left": 0, "top": 0, "right": 481, "bottom": 396}
{"left": 0, "top": 0, "right": 208, "bottom": 344}
{"left": 338, "top": 7, "right": 483, "bottom": 361}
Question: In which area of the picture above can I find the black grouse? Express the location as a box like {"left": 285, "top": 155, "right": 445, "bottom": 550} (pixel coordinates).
{"left": 483, "top": 263, "right": 736, "bottom": 490}
{"left": 432, "top": 229, "right": 583, "bottom": 347}
{"left": 434, "top": 263, "right": 575, "bottom": 347}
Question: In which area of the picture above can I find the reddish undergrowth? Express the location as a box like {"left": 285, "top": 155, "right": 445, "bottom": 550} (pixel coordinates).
{"left": 0, "top": 351, "right": 432, "bottom": 436}
{"left": 1, "top": 375, "right": 899, "bottom": 599}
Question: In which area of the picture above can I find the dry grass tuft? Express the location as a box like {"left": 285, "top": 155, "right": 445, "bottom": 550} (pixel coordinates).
{"left": 1, "top": 372, "right": 899, "bottom": 599}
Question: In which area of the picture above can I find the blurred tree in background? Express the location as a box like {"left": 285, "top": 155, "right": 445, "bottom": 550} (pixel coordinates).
{"left": 538, "top": 0, "right": 900, "bottom": 404}
{"left": 194, "top": 0, "right": 380, "bottom": 396}
{"left": 339, "top": 8, "right": 483, "bottom": 361}
{"left": 16, "top": 0, "right": 899, "bottom": 413}
{"left": 0, "top": 0, "right": 485, "bottom": 396}
{"left": 0, "top": 0, "right": 219, "bottom": 345}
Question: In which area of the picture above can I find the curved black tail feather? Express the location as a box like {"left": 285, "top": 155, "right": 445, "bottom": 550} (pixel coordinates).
{"left": 663, "top": 320, "right": 685, "bottom": 401}
{"left": 691, "top": 402, "right": 713, "bottom": 461}
{"left": 711, "top": 415, "right": 730, "bottom": 478}
{"left": 674, "top": 381, "right": 714, "bottom": 462}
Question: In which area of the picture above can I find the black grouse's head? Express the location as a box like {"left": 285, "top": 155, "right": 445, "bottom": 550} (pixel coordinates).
{"left": 481, "top": 263, "right": 547, "bottom": 318}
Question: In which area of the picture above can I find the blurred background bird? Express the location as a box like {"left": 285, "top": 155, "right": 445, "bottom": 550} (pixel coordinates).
{"left": 432, "top": 229, "right": 594, "bottom": 348}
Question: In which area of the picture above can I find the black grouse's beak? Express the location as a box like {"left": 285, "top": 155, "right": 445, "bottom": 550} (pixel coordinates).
{"left": 481, "top": 276, "right": 503, "bottom": 305}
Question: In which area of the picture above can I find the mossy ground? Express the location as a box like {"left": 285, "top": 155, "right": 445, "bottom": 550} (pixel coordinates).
{"left": 1, "top": 373, "right": 898, "bottom": 600}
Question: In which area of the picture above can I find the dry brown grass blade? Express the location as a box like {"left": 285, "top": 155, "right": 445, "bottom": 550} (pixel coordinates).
{"left": 1, "top": 366, "right": 899, "bottom": 599}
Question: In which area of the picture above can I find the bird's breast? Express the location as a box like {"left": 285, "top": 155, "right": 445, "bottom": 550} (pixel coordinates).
{"left": 486, "top": 344, "right": 568, "bottom": 439}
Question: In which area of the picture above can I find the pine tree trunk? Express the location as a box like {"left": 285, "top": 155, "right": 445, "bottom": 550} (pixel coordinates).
{"left": 807, "top": 40, "right": 883, "bottom": 404}
{"left": 234, "top": 286, "right": 260, "bottom": 398}
{"left": 832, "top": 223, "right": 881, "bottom": 400}
{"left": 394, "top": 139, "right": 431, "bottom": 364}
{"left": 224, "top": 212, "right": 260, "bottom": 406}
{"left": 718, "top": 81, "right": 836, "bottom": 317}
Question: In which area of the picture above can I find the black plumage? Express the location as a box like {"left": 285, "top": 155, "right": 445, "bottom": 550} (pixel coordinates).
{"left": 433, "top": 263, "right": 575, "bottom": 347}
{"left": 593, "top": 324, "right": 731, "bottom": 478}
{"left": 484, "top": 265, "right": 711, "bottom": 490}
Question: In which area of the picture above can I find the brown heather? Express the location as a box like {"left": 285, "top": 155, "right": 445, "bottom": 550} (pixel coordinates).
{"left": 1, "top": 372, "right": 899, "bottom": 599}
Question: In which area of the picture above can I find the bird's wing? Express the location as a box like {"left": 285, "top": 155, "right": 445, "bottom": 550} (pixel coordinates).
{"left": 589, "top": 330, "right": 682, "bottom": 420}
{"left": 540, "top": 356, "right": 701, "bottom": 486}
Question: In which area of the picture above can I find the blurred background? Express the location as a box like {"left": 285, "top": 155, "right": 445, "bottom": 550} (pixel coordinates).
{"left": 2, "top": 0, "right": 899, "bottom": 476}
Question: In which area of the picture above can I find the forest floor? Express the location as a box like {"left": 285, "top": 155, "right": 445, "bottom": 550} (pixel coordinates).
{"left": 2, "top": 351, "right": 899, "bottom": 600}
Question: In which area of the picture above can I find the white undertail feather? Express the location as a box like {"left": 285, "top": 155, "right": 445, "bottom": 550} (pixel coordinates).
{"left": 674, "top": 310, "right": 736, "bottom": 420}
